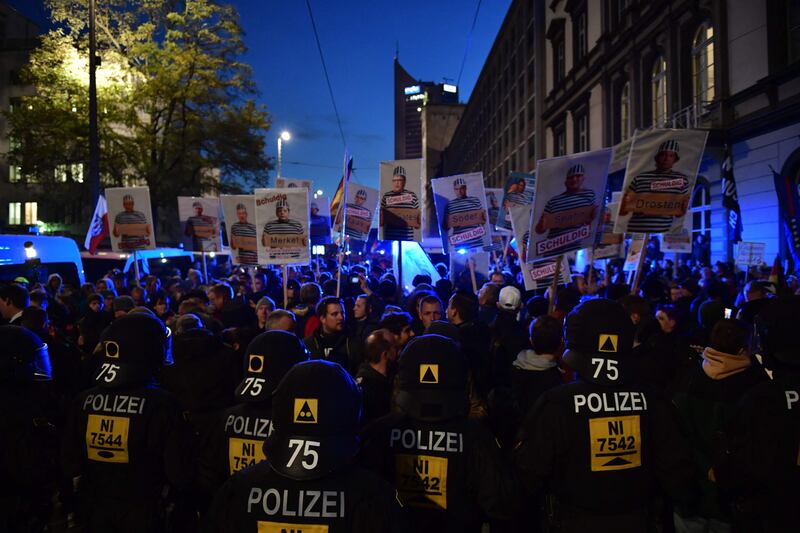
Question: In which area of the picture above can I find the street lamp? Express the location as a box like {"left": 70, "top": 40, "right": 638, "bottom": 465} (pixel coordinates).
{"left": 277, "top": 130, "right": 291, "bottom": 178}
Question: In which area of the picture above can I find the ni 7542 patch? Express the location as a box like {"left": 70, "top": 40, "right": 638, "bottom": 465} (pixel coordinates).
{"left": 588, "top": 415, "right": 641, "bottom": 471}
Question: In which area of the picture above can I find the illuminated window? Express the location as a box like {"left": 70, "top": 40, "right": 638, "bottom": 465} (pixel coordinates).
{"left": 651, "top": 54, "right": 668, "bottom": 126}
{"left": 620, "top": 82, "right": 631, "bottom": 141}
{"left": 55, "top": 163, "right": 84, "bottom": 183}
{"left": 8, "top": 202, "right": 21, "bottom": 225}
{"left": 24, "top": 202, "right": 38, "bottom": 224}
{"left": 692, "top": 22, "right": 715, "bottom": 105}
{"left": 691, "top": 178, "right": 711, "bottom": 264}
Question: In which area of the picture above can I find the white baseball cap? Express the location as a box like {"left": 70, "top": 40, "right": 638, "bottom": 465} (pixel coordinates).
{"left": 498, "top": 286, "right": 522, "bottom": 311}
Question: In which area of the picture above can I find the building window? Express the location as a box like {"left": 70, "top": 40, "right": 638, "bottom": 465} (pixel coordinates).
{"left": 8, "top": 202, "right": 21, "bottom": 225}
{"left": 651, "top": 54, "right": 668, "bottom": 126}
{"left": 575, "top": 111, "right": 589, "bottom": 152}
{"left": 9, "top": 166, "right": 23, "bottom": 183}
{"left": 555, "top": 127, "right": 566, "bottom": 156}
{"left": 574, "top": 10, "right": 587, "bottom": 63}
{"left": 691, "top": 178, "right": 711, "bottom": 264}
{"left": 620, "top": 82, "right": 631, "bottom": 141}
{"left": 554, "top": 36, "right": 565, "bottom": 83}
{"left": 692, "top": 22, "right": 715, "bottom": 105}
{"left": 55, "top": 163, "right": 84, "bottom": 183}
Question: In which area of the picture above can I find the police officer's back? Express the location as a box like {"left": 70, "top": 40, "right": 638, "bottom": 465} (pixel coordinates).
{"left": 204, "top": 360, "right": 406, "bottom": 532}
{"left": 0, "top": 326, "right": 57, "bottom": 533}
{"left": 514, "top": 299, "right": 694, "bottom": 533}
{"left": 713, "top": 297, "right": 800, "bottom": 531}
{"left": 362, "top": 334, "right": 514, "bottom": 533}
{"left": 61, "top": 313, "right": 195, "bottom": 532}
{"left": 197, "top": 330, "right": 308, "bottom": 508}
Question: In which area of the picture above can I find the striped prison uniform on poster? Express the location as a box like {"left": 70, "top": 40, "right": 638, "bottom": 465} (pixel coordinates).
{"left": 445, "top": 195, "right": 485, "bottom": 249}
{"left": 114, "top": 210, "right": 149, "bottom": 249}
{"left": 262, "top": 219, "right": 304, "bottom": 236}
{"left": 626, "top": 170, "right": 689, "bottom": 233}
{"left": 541, "top": 189, "right": 596, "bottom": 254}
{"left": 345, "top": 202, "right": 368, "bottom": 240}
{"left": 230, "top": 221, "right": 257, "bottom": 264}
{"left": 381, "top": 190, "right": 419, "bottom": 241}
{"left": 185, "top": 215, "right": 217, "bottom": 252}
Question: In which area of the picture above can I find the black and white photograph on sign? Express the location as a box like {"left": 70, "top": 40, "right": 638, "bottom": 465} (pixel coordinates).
{"left": 432, "top": 172, "right": 491, "bottom": 253}
{"left": 509, "top": 204, "right": 533, "bottom": 263}
{"left": 520, "top": 256, "right": 571, "bottom": 292}
{"left": 106, "top": 187, "right": 155, "bottom": 253}
{"left": 309, "top": 196, "right": 332, "bottom": 245}
{"left": 449, "top": 250, "right": 489, "bottom": 292}
{"left": 499, "top": 172, "right": 535, "bottom": 230}
{"left": 614, "top": 128, "right": 709, "bottom": 234}
{"left": 624, "top": 234, "right": 646, "bottom": 272}
{"left": 254, "top": 188, "right": 310, "bottom": 265}
{"left": 529, "top": 148, "right": 612, "bottom": 261}
{"left": 221, "top": 195, "right": 258, "bottom": 266}
{"left": 379, "top": 159, "right": 423, "bottom": 242}
{"left": 275, "top": 177, "right": 312, "bottom": 190}
{"left": 485, "top": 188, "right": 506, "bottom": 233}
{"left": 334, "top": 183, "right": 379, "bottom": 241}
{"left": 594, "top": 199, "right": 624, "bottom": 260}
{"left": 177, "top": 196, "right": 221, "bottom": 253}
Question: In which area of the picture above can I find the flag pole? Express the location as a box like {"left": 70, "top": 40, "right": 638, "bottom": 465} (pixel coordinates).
{"left": 132, "top": 249, "right": 141, "bottom": 286}
{"left": 283, "top": 265, "right": 289, "bottom": 308}
{"left": 335, "top": 152, "right": 351, "bottom": 298}
{"left": 548, "top": 255, "right": 564, "bottom": 314}
{"left": 468, "top": 257, "right": 478, "bottom": 294}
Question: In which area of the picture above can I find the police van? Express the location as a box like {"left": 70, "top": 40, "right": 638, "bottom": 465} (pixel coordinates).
{"left": 0, "top": 234, "right": 85, "bottom": 286}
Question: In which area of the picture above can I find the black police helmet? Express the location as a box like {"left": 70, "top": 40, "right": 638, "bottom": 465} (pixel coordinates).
{"left": 94, "top": 313, "right": 171, "bottom": 388}
{"left": 756, "top": 296, "right": 800, "bottom": 368}
{"left": 563, "top": 299, "right": 634, "bottom": 385}
{"left": 395, "top": 334, "right": 469, "bottom": 422}
{"left": 234, "top": 330, "right": 309, "bottom": 403}
{"left": 265, "top": 360, "right": 361, "bottom": 481}
{"left": 0, "top": 325, "right": 51, "bottom": 384}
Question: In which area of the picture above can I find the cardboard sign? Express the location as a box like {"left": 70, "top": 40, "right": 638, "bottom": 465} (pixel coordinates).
{"left": 267, "top": 235, "right": 306, "bottom": 249}
{"left": 115, "top": 223, "right": 149, "bottom": 237}
{"left": 347, "top": 215, "right": 372, "bottom": 235}
{"left": 622, "top": 192, "right": 690, "bottom": 217}
{"left": 447, "top": 209, "right": 486, "bottom": 229}
{"left": 528, "top": 148, "right": 612, "bottom": 260}
{"left": 230, "top": 235, "right": 256, "bottom": 251}
{"left": 254, "top": 187, "right": 310, "bottom": 265}
{"left": 384, "top": 207, "right": 421, "bottom": 229}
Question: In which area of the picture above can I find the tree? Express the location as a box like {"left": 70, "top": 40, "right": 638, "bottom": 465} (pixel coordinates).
{"left": 5, "top": 0, "right": 272, "bottom": 229}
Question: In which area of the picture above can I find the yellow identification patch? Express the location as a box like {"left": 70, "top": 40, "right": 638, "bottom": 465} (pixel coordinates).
{"left": 598, "top": 334, "right": 619, "bottom": 353}
{"left": 293, "top": 398, "right": 318, "bottom": 424}
{"left": 248, "top": 354, "right": 265, "bottom": 373}
{"left": 395, "top": 454, "right": 448, "bottom": 509}
{"left": 86, "top": 414, "right": 130, "bottom": 463}
{"left": 257, "top": 522, "right": 328, "bottom": 533}
{"left": 228, "top": 437, "right": 266, "bottom": 475}
{"left": 104, "top": 341, "right": 120, "bottom": 358}
{"left": 589, "top": 415, "right": 641, "bottom": 471}
{"left": 419, "top": 364, "right": 439, "bottom": 384}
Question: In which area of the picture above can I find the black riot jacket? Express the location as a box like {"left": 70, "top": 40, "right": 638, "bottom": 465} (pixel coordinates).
{"left": 202, "top": 462, "right": 407, "bottom": 532}
{"left": 360, "top": 412, "right": 515, "bottom": 533}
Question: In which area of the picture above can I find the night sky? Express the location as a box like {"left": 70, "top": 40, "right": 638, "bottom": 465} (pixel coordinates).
{"left": 8, "top": 0, "right": 512, "bottom": 195}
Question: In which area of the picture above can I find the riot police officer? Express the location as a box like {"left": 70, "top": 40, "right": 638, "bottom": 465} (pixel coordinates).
{"left": 203, "top": 360, "right": 407, "bottom": 531}
{"left": 61, "top": 312, "right": 195, "bottom": 532}
{"left": 197, "top": 330, "right": 309, "bottom": 508}
{"left": 514, "top": 299, "right": 694, "bottom": 532}
{"left": 713, "top": 296, "right": 800, "bottom": 531}
{"left": 361, "top": 334, "right": 514, "bottom": 533}
{"left": 0, "top": 325, "right": 56, "bottom": 533}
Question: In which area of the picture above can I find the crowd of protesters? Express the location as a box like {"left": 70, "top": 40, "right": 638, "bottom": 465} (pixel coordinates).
{"left": 0, "top": 247, "right": 798, "bottom": 532}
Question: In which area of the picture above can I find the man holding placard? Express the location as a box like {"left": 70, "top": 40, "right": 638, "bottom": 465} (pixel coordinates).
{"left": 619, "top": 139, "right": 690, "bottom": 233}
{"left": 380, "top": 165, "right": 420, "bottom": 241}
{"left": 534, "top": 163, "right": 598, "bottom": 254}
{"left": 113, "top": 194, "right": 151, "bottom": 250}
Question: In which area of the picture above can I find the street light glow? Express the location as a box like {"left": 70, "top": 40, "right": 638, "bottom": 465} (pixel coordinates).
{"left": 316, "top": 189, "right": 323, "bottom": 196}
{"left": 280, "top": 130, "right": 291, "bottom": 141}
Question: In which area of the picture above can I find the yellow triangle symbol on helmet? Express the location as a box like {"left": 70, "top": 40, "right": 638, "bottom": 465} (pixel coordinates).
{"left": 598, "top": 334, "right": 618, "bottom": 353}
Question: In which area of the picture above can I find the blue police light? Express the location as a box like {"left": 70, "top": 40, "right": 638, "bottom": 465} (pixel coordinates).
{"left": 456, "top": 248, "right": 467, "bottom": 255}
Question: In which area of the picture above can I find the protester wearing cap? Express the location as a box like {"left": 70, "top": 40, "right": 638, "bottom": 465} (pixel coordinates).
{"left": 204, "top": 359, "right": 407, "bottom": 532}
{"left": 514, "top": 299, "right": 694, "bottom": 532}
{"left": 534, "top": 161, "right": 598, "bottom": 254}
{"left": 712, "top": 297, "right": 800, "bottom": 531}
{"left": 61, "top": 313, "right": 195, "bottom": 532}
{"left": 0, "top": 325, "right": 56, "bottom": 531}
{"left": 489, "top": 285, "right": 529, "bottom": 388}
{"left": 380, "top": 164, "right": 420, "bottom": 241}
{"left": 620, "top": 138, "right": 690, "bottom": 233}
{"left": 360, "top": 334, "right": 514, "bottom": 532}
{"left": 197, "top": 330, "right": 309, "bottom": 508}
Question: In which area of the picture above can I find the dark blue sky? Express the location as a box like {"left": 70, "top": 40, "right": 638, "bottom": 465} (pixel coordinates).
{"left": 10, "top": 0, "right": 511, "bottom": 195}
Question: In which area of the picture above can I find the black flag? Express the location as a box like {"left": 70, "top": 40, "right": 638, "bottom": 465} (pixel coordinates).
{"left": 721, "top": 147, "right": 743, "bottom": 243}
